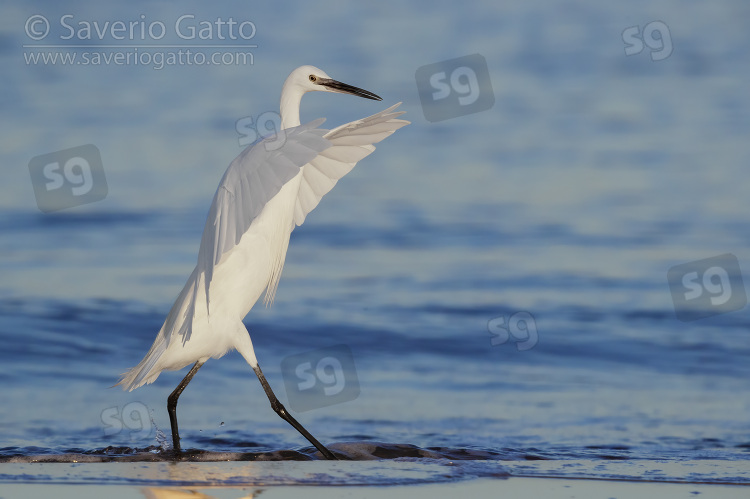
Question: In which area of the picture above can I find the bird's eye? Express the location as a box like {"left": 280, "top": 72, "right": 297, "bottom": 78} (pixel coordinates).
{"left": 309, "top": 75, "right": 317, "bottom": 82}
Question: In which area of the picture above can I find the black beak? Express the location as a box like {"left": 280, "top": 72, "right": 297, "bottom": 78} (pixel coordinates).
{"left": 318, "top": 78, "right": 382, "bottom": 101}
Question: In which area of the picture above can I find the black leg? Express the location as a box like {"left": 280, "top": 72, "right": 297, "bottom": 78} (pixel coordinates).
{"left": 167, "top": 360, "right": 205, "bottom": 454}
{"left": 252, "top": 364, "right": 338, "bottom": 460}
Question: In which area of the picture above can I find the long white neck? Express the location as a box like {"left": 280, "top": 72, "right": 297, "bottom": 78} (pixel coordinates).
{"left": 279, "top": 80, "right": 305, "bottom": 129}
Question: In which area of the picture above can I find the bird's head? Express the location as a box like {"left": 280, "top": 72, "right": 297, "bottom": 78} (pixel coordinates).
{"left": 284, "top": 65, "right": 382, "bottom": 101}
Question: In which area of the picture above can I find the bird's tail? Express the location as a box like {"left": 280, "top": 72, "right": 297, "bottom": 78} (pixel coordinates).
{"left": 116, "top": 268, "right": 201, "bottom": 391}
{"left": 115, "top": 333, "right": 167, "bottom": 391}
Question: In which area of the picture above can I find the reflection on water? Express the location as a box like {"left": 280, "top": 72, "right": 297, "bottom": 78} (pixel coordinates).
{"left": 143, "top": 489, "right": 237, "bottom": 499}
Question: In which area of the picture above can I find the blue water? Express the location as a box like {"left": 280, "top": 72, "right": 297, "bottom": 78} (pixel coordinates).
{"left": 2, "top": 0, "right": 750, "bottom": 487}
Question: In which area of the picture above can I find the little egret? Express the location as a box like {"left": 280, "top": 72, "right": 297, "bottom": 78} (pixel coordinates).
{"left": 117, "top": 65, "right": 409, "bottom": 460}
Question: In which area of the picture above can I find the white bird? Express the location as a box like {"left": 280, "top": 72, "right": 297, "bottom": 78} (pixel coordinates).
{"left": 117, "top": 65, "right": 409, "bottom": 459}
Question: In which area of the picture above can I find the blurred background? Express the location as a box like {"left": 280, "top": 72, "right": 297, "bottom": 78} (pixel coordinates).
{"left": 1, "top": 0, "right": 749, "bottom": 480}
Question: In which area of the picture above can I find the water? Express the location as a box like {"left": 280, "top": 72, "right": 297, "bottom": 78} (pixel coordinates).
{"left": 1, "top": 0, "right": 750, "bottom": 488}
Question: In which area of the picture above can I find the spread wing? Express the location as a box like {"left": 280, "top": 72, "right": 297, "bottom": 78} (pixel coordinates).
{"left": 171, "top": 119, "right": 331, "bottom": 344}
{"left": 120, "top": 105, "right": 408, "bottom": 389}
{"left": 198, "top": 118, "right": 331, "bottom": 304}
{"left": 169, "top": 104, "right": 409, "bottom": 345}
{"left": 293, "top": 103, "right": 410, "bottom": 226}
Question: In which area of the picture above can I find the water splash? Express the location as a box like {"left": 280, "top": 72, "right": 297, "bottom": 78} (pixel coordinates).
{"left": 151, "top": 412, "right": 170, "bottom": 452}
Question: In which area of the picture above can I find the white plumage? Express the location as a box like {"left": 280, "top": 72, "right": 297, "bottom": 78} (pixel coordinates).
{"left": 119, "top": 103, "right": 407, "bottom": 390}
{"left": 115, "top": 65, "right": 408, "bottom": 458}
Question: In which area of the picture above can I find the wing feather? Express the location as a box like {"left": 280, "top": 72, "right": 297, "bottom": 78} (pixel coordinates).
{"left": 121, "top": 103, "right": 409, "bottom": 388}
{"left": 172, "top": 118, "right": 331, "bottom": 344}
{"left": 166, "top": 104, "right": 409, "bottom": 345}
{"left": 293, "top": 103, "right": 409, "bottom": 226}
{"left": 308, "top": 155, "right": 356, "bottom": 180}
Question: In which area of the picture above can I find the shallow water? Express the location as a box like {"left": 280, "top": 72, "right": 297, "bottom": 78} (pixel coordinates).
{"left": 2, "top": 0, "right": 750, "bottom": 488}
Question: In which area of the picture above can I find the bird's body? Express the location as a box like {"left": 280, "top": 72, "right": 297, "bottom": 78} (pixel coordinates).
{"left": 120, "top": 161, "right": 301, "bottom": 387}
{"left": 117, "top": 65, "right": 408, "bottom": 458}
